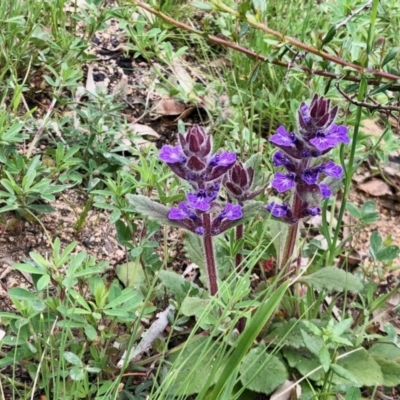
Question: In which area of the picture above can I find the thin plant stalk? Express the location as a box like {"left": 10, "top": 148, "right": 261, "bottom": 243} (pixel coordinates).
{"left": 235, "top": 222, "right": 244, "bottom": 269}
{"left": 203, "top": 213, "right": 218, "bottom": 295}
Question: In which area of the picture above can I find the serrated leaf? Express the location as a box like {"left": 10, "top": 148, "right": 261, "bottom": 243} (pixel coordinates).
{"left": 239, "top": 346, "right": 288, "bottom": 394}
{"left": 301, "top": 267, "right": 363, "bottom": 292}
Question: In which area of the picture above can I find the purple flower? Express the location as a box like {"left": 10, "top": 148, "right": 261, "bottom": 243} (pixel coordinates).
{"left": 319, "top": 160, "right": 343, "bottom": 179}
{"left": 302, "top": 206, "right": 321, "bottom": 217}
{"left": 195, "top": 227, "right": 205, "bottom": 235}
{"left": 329, "top": 124, "right": 350, "bottom": 145}
{"left": 301, "top": 168, "right": 319, "bottom": 185}
{"left": 217, "top": 203, "right": 242, "bottom": 221}
{"left": 270, "top": 126, "right": 299, "bottom": 147}
{"left": 310, "top": 130, "right": 340, "bottom": 151}
{"left": 187, "top": 189, "right": 218, "bottom": 211}
{"left": 168, "top": 202, "right": 197, "bottom": 220}
{"left": 159, "top": 145, "right": 186, "bottom": 164}
{"left": 271, "top": 172, "right": 296, "bottom": 193}
{"left": 266, "top": 202, "right": 291, "bottom": 218}
{"left": 209, "top": 152, "right": 237, "bottom": 167}
{"left": 319, "top": 183, "right": 332, "bottom": 198}
{"left": 273, "top": 151, "right": 295, "bottom": 169}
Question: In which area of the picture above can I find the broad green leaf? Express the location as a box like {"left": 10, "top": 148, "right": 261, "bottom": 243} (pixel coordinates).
{"left": 167, "top": 336, "right": 222, "bottom": 396}
{"left": 63, "top": 351, "right": 83, "bottom": 367}
{"left": 158, "top": 270, "right": 203, "bottom": 299}
{"left": 181, "top": 297, "right": 210, "bottom": 317}
{"left": 84, "top": 325, "right": 98, "bottom": 341}
{"left": 184, "top": 232, "right": 206, "bottom": 271}
{"left": 369, "top": 343, "right": 400, "bottom": 361}
{"left": 300, "top": 329, "right": 323, "bottom": 357}
{"left": 369, "top": 231, "right": 382, "bottom": 260}
{"left": 239, "top": 345, "right": 287, "bottom": 394}
{"left": 8, "top": 288, "right": 37, "bottom": 301}
{"left": 301, "top": 267, "right": 363, "bottom": 292}
{"left": 13, "top": 263, "right": 47, "bottom": 275}
{"left": 373, "top": 357, "right": 400, "bottom": 387}
{"left": 115, "top": 261, "right": 146, "bottom": 288}
{"left": 335, "top": 348, "right": 383, "bottom": 386}
{"left": 283, "top": 347, "right": 324, "bottom": 381}
{"left": 376, "top": 245, "right": 400, "bottom": 262}
{"left": 104, "top": 288, "right": 143, "bottom": 309}
{"left": 345, "top": 387, "right": 361, "bottom": 400}
{"left": 126, "top": 194, "right": 180, "bottom": 228}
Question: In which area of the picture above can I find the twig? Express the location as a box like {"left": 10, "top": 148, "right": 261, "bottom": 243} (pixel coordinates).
{"left": 334, "top": 0, "right": 373, "bottom": 30}
{"left": 131, "top": 0, "right": 400, "bottom": 90}
{"left": 335, "top": 81, "right": 400, "bottom": 112}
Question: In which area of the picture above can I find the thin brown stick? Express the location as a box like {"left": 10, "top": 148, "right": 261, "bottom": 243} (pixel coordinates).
{"left": 131, "top": 0, "right": 400, "bottom": 90}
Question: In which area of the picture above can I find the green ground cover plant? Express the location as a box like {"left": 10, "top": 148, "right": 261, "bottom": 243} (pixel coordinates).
{"left": 1, "top": 0, "right": 400, "bottom": 399}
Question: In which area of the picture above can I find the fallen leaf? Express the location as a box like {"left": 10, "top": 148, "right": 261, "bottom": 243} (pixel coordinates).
{"left": 154, "top": 99, "right": 186, "bottom": 116}
{"left": 270, "top": 380, "right": 301, "bottom": 400}
{"left": 129, "top": 124, "right": 160, "bottom": 138}
{"left": 358, "top": 179, "right": 392, "bottom": 197}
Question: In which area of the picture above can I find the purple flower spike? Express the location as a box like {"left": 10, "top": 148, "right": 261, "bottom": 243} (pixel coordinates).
{"left": 301, "top": 168, "right": 319, "bottom": 185}
{"left": 218, "top": 203, "right": 242, "bottom": 221}
{"left": 319, "top": 160, "right": 343, "bottom": 179}
{"left": 168, "top": 202, "right": 196, "bottom": 220}
{"left": 210, "top": 152, "right": 237, "bottom": 167}
{"left": 266, "top": 202, "right": 290, "bottom": 218}
{"left": 271, "top": 172, "right": 296, "bottom": 193}
{"left": 187, "top": 189, "right": 216, "bottom": 211}
{"left": 159, "top": 145, "right": 186, "bottom": 164}
{"left": 270, "top": 126, "right": 298, "bottom": 147}
{"left": 302, "top": 206, "right": 321, "bottom": 217}
{"left": 319, "top": 183, "right": 332, "bottom": 199}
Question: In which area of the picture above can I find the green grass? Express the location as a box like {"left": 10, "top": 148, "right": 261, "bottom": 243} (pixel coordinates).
{"left": 1, "top": 0, "right": 400, "bottom": 399}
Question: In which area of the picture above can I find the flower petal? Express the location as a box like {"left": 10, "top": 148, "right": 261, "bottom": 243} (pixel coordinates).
{"left": 218, "top": 203, "right": 242, "bottom": 221}
{"left": 319, "top": 183, "right": 332, "bottom": 198}
{"left": 159, "top": 145, "right": 186, "bottom": 163}
{"left": 301, "top": 168, "right": 319, "bottom": 185}
{"left": 266, "top": 202, "right": 290, "bottom": 218}
{"left": 269, "top": 126, "right": 298, "bottom": 147}
{"left": 271, "top": 172, "right": 296, "bottom": 193}
{"left": 319, "top": 160, "right": 343, "bottom": 179}
{"left": 209, "top": 152, "right": 236, "bottom": 167}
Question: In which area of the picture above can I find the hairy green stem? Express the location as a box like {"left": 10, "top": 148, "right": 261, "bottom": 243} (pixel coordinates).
{"left": 203, "top": 213, "right": 218, "bottom": 295}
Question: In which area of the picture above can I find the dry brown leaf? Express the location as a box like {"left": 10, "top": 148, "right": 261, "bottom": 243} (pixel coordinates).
{"left": 270, "top": 380, "right": 301, "bottom": 400}
{"left": 129, "top": 123, "right": 160, "bottom": 138}
{"left": 154, "top": 99, "right": 186, "bottom": 116}
{"left": 358, "top": 179, "right": 392, "bottom": 197}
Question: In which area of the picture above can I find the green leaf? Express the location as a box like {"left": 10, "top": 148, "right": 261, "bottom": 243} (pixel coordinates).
{"left": 376, "top": 245, "right": 400, "bottom": 262}
{"left": 63, "top": 351, "right": 83, "bottom": 367}
{"left": 208, "top": 282, "right": 289, "bottom": 399}
{"left": 104, "top": 288, "right": 143, "bottom": 309}
{"left": 184, "top": 232, "right": 206, "bottom": 272}
{"left": 126, "top": 194, "right": 180, "bottom": 228}
{"left": 319, "top": 346, "right": 331, "bottom": 372}
{"left": 301, "top": 267, "right": 363, "bottom": 292}
{"left": 369, "top": 231, "right": 382, "bottom": 260}
{"left": 345, "top": 203, "right": 361, "bottom": 219}
{"left": 181, "top": 297, "right": 210, "bottom": 317}
{"left": 115, "top": 261, "right": 146, "bottom": 288}
{"left": 335, "top": 348, "right": 384, "bottom": 386}
{"left": 190, "top": 1, "right": 212, "bottom": 10}
{"left": 239, "top": 346, "right": 287, "bottom": 394}
{"left": 283, "top": 347, "right": 324, "bottom": 381}
{"left": 36, "top": 274, "right": 50, "bottom": 291}
{"left": 167, "top": 337, "right": 222, "bottom": 396}
{"left": 345, "top": 387, "right": 361, "bottom": 400}
{"left": 382, "top": 47, "right": 399, "bottom": 66}
{"left": 321, "top": 26, "right": 336, "bottom": 46}
{"left": 331, "top": 364, "right": 358, "bottom": 384}
{"left": 369, "top": 343, "right": 400, "bottom": 361}
{"left": 8, "top": 288, "right": 37, "bottom": 301}
{"left": 373, "top": 357, "right": 400, "bottom": 387}
{"left": 158, "top": 270, "right": 203, "bottom": 299}
{"left": 300, "top": 329, "right": 323, "bottom": 357}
